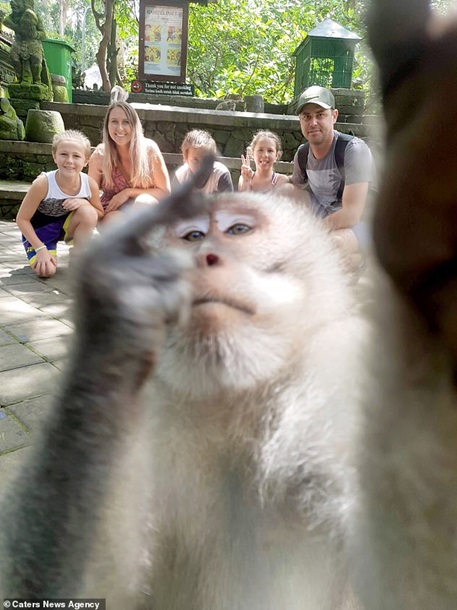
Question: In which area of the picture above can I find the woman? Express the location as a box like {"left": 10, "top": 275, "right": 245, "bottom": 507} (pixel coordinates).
{"left": 89, "top": 86, "right": 171, "bottom": 222}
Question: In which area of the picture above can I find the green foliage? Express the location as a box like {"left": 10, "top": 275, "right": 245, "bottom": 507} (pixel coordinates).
{"left": 27, "top": 0, "right": 457, "bottom": 100}
{"left": 35, "top": 0, "right": 100, "bottom": 73}
{"left": 187, "top": 0, "right": 368, "bottom": 104}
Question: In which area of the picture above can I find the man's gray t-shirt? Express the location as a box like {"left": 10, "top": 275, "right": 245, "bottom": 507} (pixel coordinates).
{"left": 291, "top": 131, "right": 374, "bottom": 218}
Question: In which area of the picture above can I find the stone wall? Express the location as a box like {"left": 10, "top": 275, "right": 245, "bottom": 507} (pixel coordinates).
{"left": 41, "top": 99, "right": 373, "bottom": 164}
{"left": 0, "top": 141, "right": 57, "bottom": 182}
{"left": 72, "top": 87, "right": 366, "bottom": 122}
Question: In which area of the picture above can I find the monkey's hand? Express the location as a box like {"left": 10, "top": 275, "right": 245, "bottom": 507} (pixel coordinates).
{"left": 74, "top": 234, "right": 192, "bottom": 392}
{"left": 71, "top": 179, "right": 209, "bottom": 394}
{"left": 369, "top": 0, "right": 457, "bottom": 366}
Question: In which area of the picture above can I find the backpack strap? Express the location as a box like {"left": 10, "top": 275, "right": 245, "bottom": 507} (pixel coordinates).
{"left": 297, "top": 142, "right": 309, "bottom": 184}
{"left": 334, "top": 133, "right": 354, "bottom": 200}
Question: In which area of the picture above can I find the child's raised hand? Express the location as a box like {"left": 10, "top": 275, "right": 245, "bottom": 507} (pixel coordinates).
{"left": 240, "top": 153, "right": 254, "bottom": 181}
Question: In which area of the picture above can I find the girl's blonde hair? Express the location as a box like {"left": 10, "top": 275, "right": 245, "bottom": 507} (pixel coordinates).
{"left": 52, "top": 130, "right": 92, "bottom": 159}
{"left": 181, "top": 129, "right": 217, "bottom": 157}
{"left": 102, "top": 87, "right": 156, "bottom": 190}
{"left": 248, "top": 130, "right": 283, "bottom": 161}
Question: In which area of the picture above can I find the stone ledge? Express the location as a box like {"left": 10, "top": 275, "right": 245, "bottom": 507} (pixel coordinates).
{"left": 0, "top": 180, "right": 31, "bottom": 200}
{"left": 41, "top": 101, "right": 371, "bottom": 139}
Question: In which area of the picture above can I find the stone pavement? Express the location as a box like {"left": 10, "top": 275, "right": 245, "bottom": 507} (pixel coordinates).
{"left": 0, "top": 220, "right": 74, "bottom": 489}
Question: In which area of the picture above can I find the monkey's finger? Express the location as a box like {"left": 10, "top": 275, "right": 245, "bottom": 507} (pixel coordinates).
{"left": 101, "top": 155, "right": 215, "bottom": 252}
{"left": 368, "top": 0, "right": 430, "bottom": 92}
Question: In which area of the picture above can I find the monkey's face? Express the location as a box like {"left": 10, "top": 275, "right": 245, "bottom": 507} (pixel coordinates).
{"left": 155, "top": 193, "right": 350, "bottom": 396}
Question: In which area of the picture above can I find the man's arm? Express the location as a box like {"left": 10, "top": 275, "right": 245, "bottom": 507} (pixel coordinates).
{"left": 325, "top": 137, "right": 373, "bottom": 230}
{"left": 324, "top": 182, "right": 369, "bottom": 230}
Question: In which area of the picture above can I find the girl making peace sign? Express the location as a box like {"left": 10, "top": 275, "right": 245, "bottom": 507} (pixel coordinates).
{"left": 238, "top": 131, "right": 289, "bottom": 193}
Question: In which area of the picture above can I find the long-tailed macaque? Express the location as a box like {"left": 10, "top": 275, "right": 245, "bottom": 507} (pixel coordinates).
{"left": 2, "top": 0, "right": 457, "bottom": 607}
{"left": 349, "top": 0, "right": 457, "bottom": 609}
{"left": 0, "top": 181, "right": 361, "bottom": 608}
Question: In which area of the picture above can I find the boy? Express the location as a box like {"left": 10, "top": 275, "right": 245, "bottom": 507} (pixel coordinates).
{"left": 172, "top": 130, "right": 233, "bottom": 193}
{"left": 16, "top": 130, "right": 103, "bottom": 278}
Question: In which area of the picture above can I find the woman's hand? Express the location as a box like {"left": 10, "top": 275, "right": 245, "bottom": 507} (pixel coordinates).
{"left": 105, "top": 189, "right": 133, "bottom": 213}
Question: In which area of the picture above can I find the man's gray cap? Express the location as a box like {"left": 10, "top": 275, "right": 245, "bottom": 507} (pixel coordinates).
{"left": 296, "top": 86, "right": 335, "bottom": 114}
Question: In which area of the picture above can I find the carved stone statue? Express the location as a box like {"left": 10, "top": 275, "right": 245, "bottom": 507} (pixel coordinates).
{"left": 0, "top": 96, "right": 25, "bottom": 140}
{"left": 0, "top": 0, "right": 52, "bottom": 101}
{"left": 1, "top": 0, "right": 45, "bottom": 84}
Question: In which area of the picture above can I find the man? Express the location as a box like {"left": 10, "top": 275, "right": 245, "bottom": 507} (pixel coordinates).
{"left": 290, "top": 85, "right": 375, "bottom": 259}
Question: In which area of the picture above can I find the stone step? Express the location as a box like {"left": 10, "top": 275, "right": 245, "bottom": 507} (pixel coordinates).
{"left": 0, "top": 154, "right": 294, "bottom": 207}
{"left": 0, "top": 180, "right": 32, "bottom": 201}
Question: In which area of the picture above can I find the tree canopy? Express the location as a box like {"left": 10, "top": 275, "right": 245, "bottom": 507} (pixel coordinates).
{"left": 187, "top": 0, "right": 368, "bottom": 103}
{"left": 28, "top": 0, "right": 455, "bottom": 102}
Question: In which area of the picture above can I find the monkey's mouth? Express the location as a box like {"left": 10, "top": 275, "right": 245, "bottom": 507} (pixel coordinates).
{"left": 192, "top": 297, "right": 254, "bottom": 315}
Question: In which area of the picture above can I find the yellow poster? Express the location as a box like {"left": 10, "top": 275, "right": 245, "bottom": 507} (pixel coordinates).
{"left": 144, "top": 6, "right": 183, "bottom": 77}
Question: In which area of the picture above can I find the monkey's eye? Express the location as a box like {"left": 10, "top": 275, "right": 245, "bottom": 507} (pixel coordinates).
{"left": 226, "top": 223, "right": 252, "bottom": 236}
{"left": 182, "top": 230, "right": 206, "bottom": 242}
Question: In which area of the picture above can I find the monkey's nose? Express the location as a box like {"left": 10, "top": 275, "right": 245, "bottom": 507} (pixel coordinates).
{"left": 206, "top": 253, "right": 219, "bottom": 266}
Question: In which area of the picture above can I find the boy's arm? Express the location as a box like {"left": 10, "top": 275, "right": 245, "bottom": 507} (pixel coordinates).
{"left": 61, "top": 177, "right": 104, "bottom": 219}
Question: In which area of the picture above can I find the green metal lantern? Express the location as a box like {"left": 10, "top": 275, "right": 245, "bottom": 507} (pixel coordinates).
{"left": 293, "top": 17, "right": 362, "bottom": 96}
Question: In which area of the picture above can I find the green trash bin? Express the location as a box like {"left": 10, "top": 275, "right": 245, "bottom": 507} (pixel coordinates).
{"left": 42, "top": 39, "right": 75, "bottom": 102}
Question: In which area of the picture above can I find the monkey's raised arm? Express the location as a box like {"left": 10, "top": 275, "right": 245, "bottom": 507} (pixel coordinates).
{"left": 369, "top": 0, "right": 457, "bottom": 367}
{"left": 350, "top": 4, "right": 457, "bottom": 609}
{"left": 367, "top": 0, "right": 430, "bottom": 95}
{"left": 0, "top": 164, "right": 212, "bottom": 598}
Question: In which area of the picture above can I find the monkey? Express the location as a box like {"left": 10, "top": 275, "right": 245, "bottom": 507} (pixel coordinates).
{"left": 2, "top": 1, "right": 457, "bottom": 607}
{"left": 347, "top": 0, "right": 457, "bottom": 609}
{"left": 0, "top": 161, "right": 363, "bottom": 608}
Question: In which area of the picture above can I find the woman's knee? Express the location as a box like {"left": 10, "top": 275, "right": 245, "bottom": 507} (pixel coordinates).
{"left": 134, "top": 193, "right": 158, "bottom": 206}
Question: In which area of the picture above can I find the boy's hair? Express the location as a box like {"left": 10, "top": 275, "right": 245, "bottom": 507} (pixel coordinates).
{"left": 181, "top": 130, "right": 217, "bottom": 157}
{"left": 102, "top": 87, "right": 157, "bottom": 190}
{"left": 52, "top": 130, "right": 92, "bottom": 159}
{"left": 248, "top": 130, "right": 283, "bottom": 161}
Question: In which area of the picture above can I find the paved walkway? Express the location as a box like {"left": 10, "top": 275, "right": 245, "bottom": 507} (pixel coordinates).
{"left": 0, "top": 220, "right": 74, "bottom": 488}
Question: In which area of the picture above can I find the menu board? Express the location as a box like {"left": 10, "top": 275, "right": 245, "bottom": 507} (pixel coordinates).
{"left": 143, "top": 5, "right": 184, "bottom": 78}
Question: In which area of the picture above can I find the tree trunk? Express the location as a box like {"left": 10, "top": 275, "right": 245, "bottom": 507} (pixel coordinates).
{"left": 91, "top": 0, "right": 115, "bottom": 92}
{"left": 108, "top": 18, "right": 118, "bottom": 87}
{"left": 59, "top": 0, "right": 67, "bottom": 37}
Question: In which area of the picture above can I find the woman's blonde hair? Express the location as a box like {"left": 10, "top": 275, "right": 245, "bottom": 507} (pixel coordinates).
{"left": 102, "top": 87, "right": 156, "bottom": 189}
